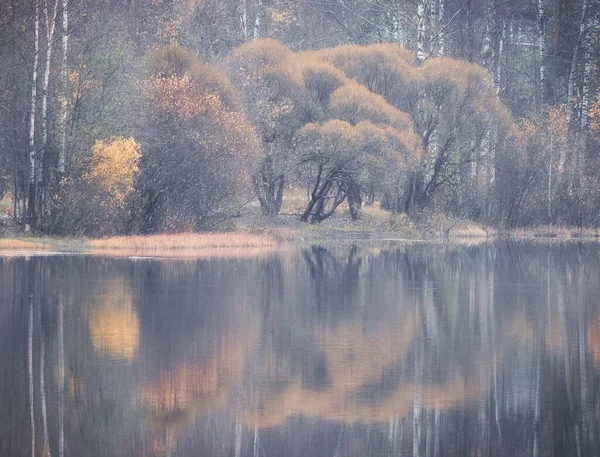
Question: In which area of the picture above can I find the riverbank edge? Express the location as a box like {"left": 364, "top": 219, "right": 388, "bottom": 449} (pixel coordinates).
{"left": 0, "top": 224, "right": 598, "bottom": 254}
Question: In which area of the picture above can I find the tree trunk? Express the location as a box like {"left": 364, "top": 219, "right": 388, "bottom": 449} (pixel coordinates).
{"left": 253, "top": 0, "right": 266, "bottom": 39}
{"left": 495, "top": 21, "right": 507, "bottom": 96}
{"left": 565, "top": 0, "right": 589, "bottom": 136}
{"left": 580, "top": 10, "right": 598, "bottom": 133}
{"left": 437, "top": 0, "right": 445, "bottom": 56}
{"left": 28, "top": 0, "right": 40, "bottom": 228}
{"left": 58, "top": 0, "right": 68, "bottom": 177}
{"left": 416, "top": 0, "right": 428, "bottom": 62}
{"left": 40, "top": 0, "right": 59, "bottom": 225}
{"left": 537, "top": 0, "right": 547, "bottom": 108}
{"left": 240, "top": 0, "right": 249, "bottom": 41}
{"left": 347, "top": 181, "right": 362, "bottom": 221}
{"left": 253, "top": 157, "right": 284, "bottom": 217}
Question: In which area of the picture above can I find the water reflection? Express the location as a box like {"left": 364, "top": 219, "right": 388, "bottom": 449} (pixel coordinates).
{"left": 1, "top": 242, "right": 600, "bottom": 456}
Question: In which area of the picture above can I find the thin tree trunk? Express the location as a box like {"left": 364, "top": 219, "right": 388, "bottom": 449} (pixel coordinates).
{"left": 537, "top": 0, "right": 547, "bottom": 108}
{"left": 496, "top": 21, "right": 507, "bottom": 96}
{"left": 40, "top": 0, "right": 59, "bottom": 223}
{"left": 253, "top": 0, "right": 265, "bottom": 39}
{"left": 565, "top": 0, "right": 589, "bottom": 136}
{"left": 580, "top": 11, "right": 597, "bottom": 133}
{"left": 28, "top": 0, "right": 40, "bottom": 228}
{"left": 240, "top": 0, "right": 248, "bottom": 41}
{"left": 58, "top": 0, "right": 68, "bottom": 176}
{"left": 437, "top": 0, "right": 444, "bottom": 56}
{"left": 416, "top": 0, "right": 428, "bottom": 62}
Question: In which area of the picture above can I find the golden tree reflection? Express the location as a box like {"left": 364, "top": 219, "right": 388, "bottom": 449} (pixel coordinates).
{"left": 88, "top": 279, "right": 140, "bottom": 363}
{"left": 139, "top": 322, "right": 258, "bottom": 455}
{"left": 588, "top": 314, "right": 600, "bottom": 368}
{"left": 239, "top": 310, "right": 485, "bottom": 429}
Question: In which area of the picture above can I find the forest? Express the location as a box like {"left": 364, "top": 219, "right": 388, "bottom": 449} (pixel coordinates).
{"left": 1, "top": 0, "right": 600, "bottom": 236}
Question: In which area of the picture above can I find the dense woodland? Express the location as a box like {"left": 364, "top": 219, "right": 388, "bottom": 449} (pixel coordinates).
{"left": 1, "top": 0, "right": 600, "bottom": 235}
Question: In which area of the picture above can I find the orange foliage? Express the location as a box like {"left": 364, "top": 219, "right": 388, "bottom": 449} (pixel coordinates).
{"left": 330, "top": 81, "right": 411, "bottom": 130}
{"left": 311, "top": 43, "right": 414, "bottom": 98}
{"left": 147, "top": 44, "right": 239, "bottom": 111}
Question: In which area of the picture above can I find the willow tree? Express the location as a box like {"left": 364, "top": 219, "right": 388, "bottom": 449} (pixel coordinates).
{"left": 223, "top": 39, "right": 301, "bottom": 216}
{"left": 224, "top": 39, "right": 347, "bottom": 216}
{"left": 321, "top": 44, "right": 512, "bottom": 216}
{"left": 295, "top": 119, "right": 417, "bottom": 222}
{"left": 138, "top": 45, "right": 261, "bottom": 231}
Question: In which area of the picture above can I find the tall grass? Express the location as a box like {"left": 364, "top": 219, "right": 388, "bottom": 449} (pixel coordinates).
{"left": 0, "top": 238, "right": 54, "bottom": 250}
{"left": 508, "top": 226, "right": 600, "bottom": 239}
{"left": 89, "top": 232, "right": 281, "bottom": 251}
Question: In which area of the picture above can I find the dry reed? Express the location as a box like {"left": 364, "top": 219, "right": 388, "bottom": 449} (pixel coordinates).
{"left": 88, "top": 232, "right": 280, "bottom": 251}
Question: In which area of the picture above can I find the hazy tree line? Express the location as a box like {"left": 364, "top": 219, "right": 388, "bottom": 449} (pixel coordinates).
{"left": 0, "top": 0, "right": 599, "bottom": 235}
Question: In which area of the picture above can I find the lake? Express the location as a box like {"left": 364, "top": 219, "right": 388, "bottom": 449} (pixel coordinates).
{"left": 1, "top": 241, "right": 599, "bottom": 457}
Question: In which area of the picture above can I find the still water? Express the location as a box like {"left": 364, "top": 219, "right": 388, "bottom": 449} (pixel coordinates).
{"left": 1, "top": 241, "right": 600, "bottom": 457}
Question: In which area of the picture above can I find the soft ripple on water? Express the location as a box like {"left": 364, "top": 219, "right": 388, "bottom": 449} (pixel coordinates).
{"left": 0, "top": 240, "right": 599, "bottom": 457}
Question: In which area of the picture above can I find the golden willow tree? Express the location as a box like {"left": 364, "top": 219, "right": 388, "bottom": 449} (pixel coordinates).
{"left": 136, "top": 45, "right": 261, "bottom": 232}
{"left": 225, "top": 39, "right": 510, "bottom": 222}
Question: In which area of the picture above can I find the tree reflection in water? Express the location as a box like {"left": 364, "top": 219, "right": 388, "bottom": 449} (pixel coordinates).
{"left": 0, "top": 242, "right": 600, "bottom": 456}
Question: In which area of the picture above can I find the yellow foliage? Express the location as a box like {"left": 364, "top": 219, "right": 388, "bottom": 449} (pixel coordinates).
{"left": 147, "top": 44, "right": 239, "bottom": 111}
{"left": 330, "top": 81, "right": 411, "bottom": 130}
{"left": 89, "top": 279, "right": 139, "bottom": 363}
{"left": 294, "top": 57, "right": 348, "bottom": 103}
{"left": 311, "top": 43, "right": 415, "bottom": 98}
{"left": 225, "top": 38, "right": 292, "bottom": 76}
{"left": 589, "top": 92, "right": 600, "bottom": 139}
{"left": 146, "top": 74, "right": 225, "bottom": 119}
{"left": 85, "top": 137, "right": 141, "bottom": 207}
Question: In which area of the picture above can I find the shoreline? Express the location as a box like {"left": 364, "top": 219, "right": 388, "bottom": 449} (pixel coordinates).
{"left": 0, "top": 225, "right": 598, "bottom": 256}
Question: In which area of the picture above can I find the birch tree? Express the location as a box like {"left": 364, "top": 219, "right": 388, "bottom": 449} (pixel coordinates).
{"left": 39, "top": 0, "right": 59, "bottom": 220}
{"left": 537, "top": 0, "right": 547, "bottom": 108}
{"left": 416, "top": 0, "right": 429, "bottom": 62}
{"left": 58, "top": 0, "right": 68, "bottom": 177}
{"left": 27, "top": 0, "right": 40, "bottom": 228}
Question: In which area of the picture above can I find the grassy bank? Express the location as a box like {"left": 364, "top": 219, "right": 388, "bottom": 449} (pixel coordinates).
{"left": 0, "top": 212, "right": 598, "bottom": 256}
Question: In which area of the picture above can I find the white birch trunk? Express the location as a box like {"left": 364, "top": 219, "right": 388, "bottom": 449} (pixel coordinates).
{"left": 565, "top": 0, "right": 589, "bottom": 136}
{"left": 417, "top": 0, "right": 428, "bottom": 62}
{"left": 58, "top": 0, "right": 68, "bottom": 176}
{"left": 40, "top": 0, "right": 59, "bottom": 218}
{"left": 437, "top": 0, "right": 444, "bottom": 56}
{"left": 240, "top": 0, "right": 248, "bottom": 41}
{"left": 28, "top": 0, "right": 40, "bottom": 226}
{"left": 537, "top": 0, "right": 546, "bottom": 106}
{"left": 253, "top": 0, "right": 264, "bottom": 40}
{"left": 580, "top": 12, "right": 597, "bottom": 133}
{"left": 496, "top": 21, "right": 507, "bottom": 96}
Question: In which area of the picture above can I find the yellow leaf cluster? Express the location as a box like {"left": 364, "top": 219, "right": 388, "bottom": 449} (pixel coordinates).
{"left": 590, "top": 92, "right": 600, "bottom": 139}
{"left": 85, "top": 137, "right": 141, "bottom": 207}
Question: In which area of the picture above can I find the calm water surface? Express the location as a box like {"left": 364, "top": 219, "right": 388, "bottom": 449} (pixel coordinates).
{"left": 1, "top": 241, "right": 600, "bottom": 457}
